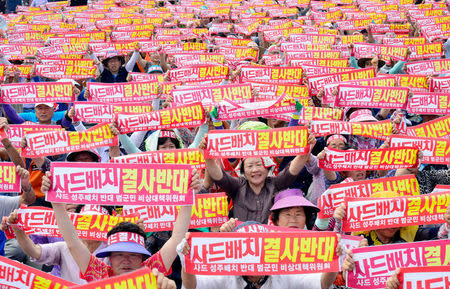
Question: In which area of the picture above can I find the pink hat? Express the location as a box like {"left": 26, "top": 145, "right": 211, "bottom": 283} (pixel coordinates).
{"left": 349, "top": 109, "right": 377, "bottom": 122}
{"left": 270, "top": 189, "right": 319, "bottom": 212}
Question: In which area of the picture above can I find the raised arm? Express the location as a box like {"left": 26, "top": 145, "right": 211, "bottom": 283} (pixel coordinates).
{"left": 7, "top": 210, "right": 42, "bottom": 260}
{"left": 199, "top": 136, "right": 223, "bottom": 181}
{"left": 2, "top": 104, "right": 25, "bottom": 124}
{"left": 17, "top": 166, "right": 36, "bottom": 205}
{"left": 159, "top": 169, "right": 200, "bottom": 271}
{"left": 41, "top": 172, "right": 91, "bottom": 274}
{"left": 288, "top": 130, "right": 316, "bottom": 176}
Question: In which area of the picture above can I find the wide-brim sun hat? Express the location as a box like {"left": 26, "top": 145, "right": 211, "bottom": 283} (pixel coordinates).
{"left": 95, "top": 232, "right": 152, "bottom": 258}
{"left": 270, "top": 188, "right": 320, "bottom": 213}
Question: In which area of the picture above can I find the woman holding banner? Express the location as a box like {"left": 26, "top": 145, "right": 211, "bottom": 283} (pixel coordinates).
{"left": 199, "top": 124, "right": 317, "bottom": 224}
{"left": 39, "top": 168, "right": 202, "bottom": 288}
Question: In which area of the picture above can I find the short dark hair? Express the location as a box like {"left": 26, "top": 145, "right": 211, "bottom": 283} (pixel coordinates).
{"left": 75, "top": 205, "right": 115, "bottom": 215}
{"left": 157, "top": 137, "right": 181, "bottom": 149}
{"left": 107, "top": 222, "right": 147, "bottom": 241}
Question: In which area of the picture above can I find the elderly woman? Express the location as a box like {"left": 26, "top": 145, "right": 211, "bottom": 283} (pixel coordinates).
{"left": 199, "top": 127, "right": 316, "bottom": 224}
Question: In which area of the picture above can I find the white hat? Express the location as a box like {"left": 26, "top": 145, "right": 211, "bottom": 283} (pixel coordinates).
{"left": 35, "top": 103, "right": 54, "bottom": 108}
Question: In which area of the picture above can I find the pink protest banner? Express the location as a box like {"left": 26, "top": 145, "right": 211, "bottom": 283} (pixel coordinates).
{"left": 0, "top": 44, "right": 38, "bottom": 60}
{"left": 407, "top": 115, "right": 450, "bottom": 139}
{"left": 301, "top": 64, "right": 354, "bottom": 76}
{"left": 342, "top": 191, "right": 450, "bottom": 232}
{"left": 73, "top": 102, "right": 153, "bottom": 123}
{"left": 240, "top": 65, "right": 303, "bottom": 84}
{"left": 398, "top": 266, "right": 450, "bottom": 289}
{"left": 117, "top": 102, "right": 205, "bottom": 134}
{"left": 280, "top": 42, "right": 331, "bottom": 52}
{"left": 40, "top": 58, "right": 94, "bottom": 67}
{"left": 173, "top": 53, "right": 225, "bottom": 67}
{"left": 4, "top": 124, "right": 63, "bottom": 148}
{"left": 37, "top": 44, "right": 88, "bottom": 57}
{"left": 285, "top": 50, "right": 342, "bottom": 63}
{"left": 390, "top": 135, "right": 450, "bottom": 164}
{"left": 87, "top": 81, "right": 159, "bottom": 103}
{"left": 1, "top": 82, "right": 73, "bottom": 103}
{"left": 405, "top": 59, "right": 450, "bottom": 75}
{"left": 395, "top": 75, "right": 429, "bottom": 92}
{"left": 35, "top": 64, "right": 96, "bottom": 79}
{"left": 218, "top": 46, "right": 259, "bottom": 62}
{"left": 347, "top": 240, "right": 450, "bottom": 289}
{"left": 290, "top": 58, "right": 349, "bottom": 68}
{"left": 408, "top": 43, "right": 443, "bottom": 60}
{"left": 0, "top": 163, "right": 20, "bottom": 193}
{"left": 307, "top": 67, "right": 376, "bottom": 95}
{"left": 0, "top": 255, "right": 74, "bottom": 289}
{"left": 319, "top": 147, "right": 419, "bottom": 171}
{"left": 6, "top": 206, "right": 138, "bottom": 241}
{"left": 112, "top": 148, "right": 205, "bottom": 169}
{"left": 171, "top": 84, "right": 253, "bottom": 108}
{"left": 310, "top": 119, "right": 394, "bottom": 140}
{"left": 430, "top": 76, "right": 450, "bottom": 92}
{"left": 323, "top": 76, "right": 397, "bottom": 104}
{"left": 185, "top": 232, "right": 339, "bottom": 275}
{"left": 22, "top": 123, "right": 118, "bottom": 158}
{"left": 110, "top": 30, "right": 153, "bottom": 41}
{"left": 289, "top": 33, "right": 337, "bottom": 44}
{"left": 123, "top": 193, "right": 228, "bottom": 232}
{"left": 407, "top": 92, "right": 450, "bottom": 114}
{"left": 335, "top": 85, "right": 409, "bottom": 109}
{"left": 270, "top": 107, "right": 343, "bottom": 123}
{"left": 168, "top": 65, "right": 229, "bottom": 82}
{"left": 335, "top": 18, "right": 371, "bottom": 31}
{"left": 214, "top": 37, "right": 252, "bottom": 47}
{"left": 263, "top": 27, "right": 304, "bottom": 42}
{"left": 382, "top": 37, "right": 426, "bottom": 45}
{"left": 128, "top": 72, "right": 159, "bottom": 82}
{"left": 318, "top": 175, "right": 419, "bottom": 219}
{"left": 205, "top": 126, "right": 309, "bottom": 159}
{"left": 250, "top": 82, "right": 309, "bottom": 100}
{"left": 369, "top": 23, "right": 411, "bottom": 34}
{"left": 70, "top": 267, "right": 156, "bottom": 289}
{"left": 216, "top": 97, "right": 297, "bottom": 121}
{"left": 352, "top": 43, "right": 407, "bottom": 61}
{"left": 46, "top": 162, "right": 194, "bottom": 206}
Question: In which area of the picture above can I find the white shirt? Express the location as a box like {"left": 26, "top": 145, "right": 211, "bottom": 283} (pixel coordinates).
{"left": 185, "top": 274, "right": 324, "bottom": 289}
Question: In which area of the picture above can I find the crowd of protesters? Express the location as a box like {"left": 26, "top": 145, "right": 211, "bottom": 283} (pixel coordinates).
{"left": 0, "top": 0, "right": 449, "bottom": 288}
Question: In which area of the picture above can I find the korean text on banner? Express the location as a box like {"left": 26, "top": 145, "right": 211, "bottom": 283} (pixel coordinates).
{"left": 310, "top": 119, "right": 394, "bottom": 140}
{"left": 87, "top": 81, "right": 159, "bottom": 103}
{"left": 318, "top": 147, "right": 419, "bottom": 171}
{"left": 21, "top": 123, "right": 118, "bottom": 158}
{"left": 112, "top": 148, "right": 205, "bottom": 170}
{"left": 6, "top": 206, "right": 138, "bottom": 241}
{"left": 204, "top": 126, "right": 309, "bottom": 159}
{"left": 185, "top": 232, "right": 339, "bottom": 275}
{"left": 0, "top": 163, "right": 20, "bottom": 193}
{"left": 46, "top": 162, "right": 194, "bottom": 206}
{"left": 347, "top": 240, "right": 450, "bottom": 289}
{"left": 1, "top": 82, "right": 74, "bottom": 103}
{"left": 117, "top": 102, "right": 205, "bottom": 134}
{"left": 398, "top": 266, "right": 450, "bottom": 289}
{"left": 123, "top": 193, "right": 228, "bottom": 232}
{"left": 318, "top": 175, "right": 419, "bottom": 219}
{"left": 342, "top": 191, "right": 450, "bottom": 232}
{"left": 70, "top": 267, "right": 156, "bottom": 289}
{"left": 390, "top": 135, "right": 450, "bottom": 164}
{"left": 0, "top": 255, "right": 74, "bottom": 289}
